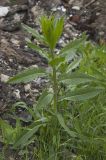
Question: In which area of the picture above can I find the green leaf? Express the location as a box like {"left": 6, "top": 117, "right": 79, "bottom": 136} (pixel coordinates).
{"left": 14, "top": 124, "right": 41, "bottom": 148}
{"left": 35, "top": 90, "right": 53, "bottom": 110}
{"left": 0, "top": 119, "right": 24, "bottom": 145}
{"left": 12, "top": 102, "right": 28, "bottom": 110}
{"left": 49, "top": 56, "right": 65, "bottom": 67}
{"left": 66, "top": 57, "right": 82, "bottom": 73}
{"left": 22, "top": 23, "right": 46, "bottom": 44}
{"left": 8, "top": 67, "right": 46, "bottom": 84}
{"left": 91, "top": 68, "right": 106, "bottom": 80}
{"left": 53, "top": 17, "right": 64, "bottom": 47}
{"left": 27, "top": 42, "right": 49, "bottom": 60}
{"left": 40, "top": 16, "right": 64, "bottom": 50}
{"left": 0, "top": 120, "right": 14, "bottom": 144}
{"left": 60, "top": 34, "right": 86, "bottom": 55}
{"left": 57, "top": 113, "right": 77, "bottom": 137}
{"left": 60, "top": 87, "right": 104, "bottom": 101}
{"left": 59, "top": 73, "right": 96, "bottom": 85}
{"left": 40, "top": 16, "right": 54, "bottom": 49}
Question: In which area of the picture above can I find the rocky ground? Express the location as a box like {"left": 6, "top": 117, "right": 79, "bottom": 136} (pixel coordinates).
{"left": 0, "top": 0, "right": 106, "bottom": 159}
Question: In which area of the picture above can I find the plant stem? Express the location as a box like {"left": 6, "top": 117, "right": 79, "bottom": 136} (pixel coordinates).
{"left": 51, "top": 50, "right": 58, "bottom": 112}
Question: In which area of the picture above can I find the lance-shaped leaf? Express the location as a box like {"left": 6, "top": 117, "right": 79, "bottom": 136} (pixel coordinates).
{"left": 8, "top": 67, "right": 46, "bottom": 84}
{"left": 40, "top": 16, "right": 64, "bottom": 50}
{"left": 0, "top": 120, "right": 15, "bottom": 144}
{"left": 59, "top": 73, "right": 96, "bottom": 85}
{"left": 27, "top": 42, "right": 49, "bottom": 60}
{"left": 60, "top": 87, "right": 104, "bottom": 101}
{"left": 14, "top": 124, "right": 42, "bottom": 148}
{"left": 35, "top": 90, "right": 53, "bottom": 110}
{"left": 22, "top": 23, "right": 46, "bottom": 44}
{"left": 57, "top": 113, "right": 77, "bottom": 137}
{"left": 60, "top": 34, "right": 86, "bottom": 56}
{"left": 66, "top": 56, "right": 82, "bottom": 73}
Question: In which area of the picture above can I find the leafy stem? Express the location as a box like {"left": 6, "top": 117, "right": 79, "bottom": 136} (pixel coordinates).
{"left": 51, "top": 49, "right": 58, "bottom": 113}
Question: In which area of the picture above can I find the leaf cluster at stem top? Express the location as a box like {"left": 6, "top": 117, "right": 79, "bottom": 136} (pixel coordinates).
{"left": 40, "top": 16, "right": 64, "bottom": 50}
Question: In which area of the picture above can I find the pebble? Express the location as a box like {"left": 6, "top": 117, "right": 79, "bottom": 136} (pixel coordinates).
{"left": 52, "top": 5, "right": 66, "bottom": 12}
{"left": 31, "top": 64, "right": 38, "bottom": 68}
{"left": 32, "top": 88, "right": 39, "bottom": 93}
{"left": 24, "top": 83, "right": 31, "bottom": 92}
{"left": 0, "top": 6, "right": 10, "bottom": 17}
{"left": 13, "top": 89, "right": 21, "bottom": 99}
{"left": 72, "top": 6, "right": 80, "bottom": 10}
{"left": 1, "top": 74, "right": 10, "bottom": 82}
{"left": 10, "top": 38, "right": 20, "bottom": 46}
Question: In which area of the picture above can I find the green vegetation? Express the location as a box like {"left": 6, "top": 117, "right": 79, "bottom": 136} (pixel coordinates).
{"left": 0, "top": 16, "right": 106, "bottom": 160}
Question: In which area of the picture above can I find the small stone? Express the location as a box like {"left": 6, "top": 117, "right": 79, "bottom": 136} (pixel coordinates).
{"left": 61, "top": 6, "right": 66, "bottom": 12}
{"left": 96, "top": 12, "right": 101, "bottom": 16}
{"left": 13, "top": 89, "right": 21, "bottom": 99}
{"left": 34, "top": 77, "right": 42, "bottom": 85}
{"left": 99, "top": 31, "right": 104, "bottom": 36}
{"left": 32, "top": 88, "right": 39, "bottom": 93}
{"left": 9, "top": 59, "right": 13, "bottom": 62}
{"left": 31, "top": 64, "right": 38, "bottom": 68}
{"left": 11, "top": 38, "right": 20, "bottom": 46}
{"left": 0, "top": 6, "right": 10, "bottom": 17}
{"left": 72, "top": 6, "right": 80, "bottom": 10}
{"left": 24, "top": 84, "right": 31, "bottom": 92}
{"left": 1, "top": 74, "right": 9, "bottom": 82}
{"left": 70, "top": 15, "right": 80, "bottom": 23}
{"left": 51, "top": 7, "right": 57, "bottom": 12}
{"left": 0, "top": 5, "right": 27, "bottom": 31}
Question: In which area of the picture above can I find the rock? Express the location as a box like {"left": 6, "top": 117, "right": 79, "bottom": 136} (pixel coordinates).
{"left": 0, "top": 6, "right": 10, "bottom": 17}
{"left": 24, "top": 84, "right": 31, "bottom": 92}
{"left": 13, "top": 89, "right": 21, "bottom": 99}
{"left": 69, "top": 0, "right": 83, "bottom": 6}
{"left": 31, "top": 5, "right": 44, "bottom": 21}
{"left": 8, "top": 5, "right": 28, "bottom": 15}
{"left": 10, "top": 38, "right": 20, "bottom": 46}
{"left": 0, "top": 5, "right": 28, "bottom": 31}
{"left": 1, "top": 74, "right": 10, "bottom": 82}
{"left": 72, "top": 6, "right": 80, "bottom": 10}
{"left": 83, "top": 0, "right": 106, "bottom": 42}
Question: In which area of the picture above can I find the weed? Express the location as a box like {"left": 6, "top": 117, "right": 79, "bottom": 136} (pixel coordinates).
{"left": 0, "top": 16, "right": 106, "bottom": 159}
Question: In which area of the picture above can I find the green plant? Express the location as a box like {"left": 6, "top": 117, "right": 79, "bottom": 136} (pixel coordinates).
{"left": 1, "top": 16, "right": 106, "bottom": 159}
{"left": 8, "top": 16, "right": 105, "bottom": 107}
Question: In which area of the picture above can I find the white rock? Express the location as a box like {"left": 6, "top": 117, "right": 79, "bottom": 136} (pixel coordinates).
{"left": 1, "top": 74, "right": 10, "bottom": 82}
{"left": 61, "top": 6, "right": 66, "bottom": 12}
{"left": 24, "top": 84, "right": 31, "bottom": 92}
{"left": 72, "top": 6, "right": 80, "bottom": 10}
{"left": 0, "top": 6, "right": 10, "bottom": 17}
{"left": 31, "top": 64, "right": 38, "bottom": 68}
{"left": 13, "top": 89, "right": 21, "bottom": 99}
{"left": 11, "top": 38, "right": 20, "bottom": 46}
{"left": 34, "top": 77, "right": 41, "bottom": 85}
{"left": 32, "top": 88, "right": 39, "bottom": 93}
{"left": 51, "top": 7, "right": 57, "bottom": 12}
